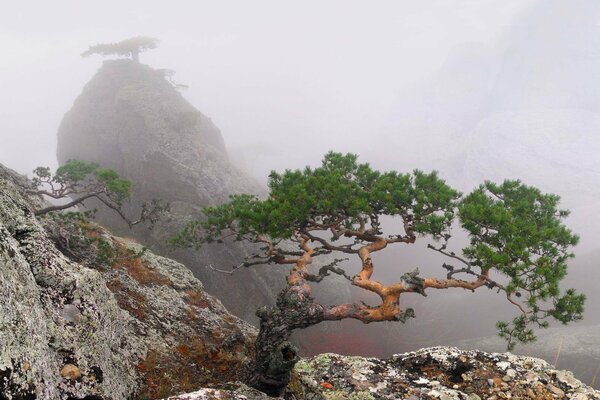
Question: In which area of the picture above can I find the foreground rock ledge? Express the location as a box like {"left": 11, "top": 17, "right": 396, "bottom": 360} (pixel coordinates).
{"left": 164, "top": 347, "right": 599, "bottom": 399}
{"left": 289, "top": 347, "right": 600, "bottom": 400}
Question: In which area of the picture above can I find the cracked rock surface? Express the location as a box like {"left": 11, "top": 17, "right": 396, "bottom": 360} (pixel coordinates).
{"left": 289, "top": 347, "right": 600, "bottom": 400}
{"left": 0, "top": 163, "right": 256, "bottom": 399}
{"left": 164, "top": 383, "right": 271, "bottom": 400}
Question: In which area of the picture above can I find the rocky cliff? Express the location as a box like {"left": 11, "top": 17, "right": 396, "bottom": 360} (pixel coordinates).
{"left": 0, "top": 163, "right": 256, "bottom": 399}
{"left": 56, "top": 59, "right": 290, "bottom": 323}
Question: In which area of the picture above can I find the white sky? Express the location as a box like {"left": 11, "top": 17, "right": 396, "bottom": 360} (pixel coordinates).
{"left": 0, "top": 0, "right": 537, "bottom": 176}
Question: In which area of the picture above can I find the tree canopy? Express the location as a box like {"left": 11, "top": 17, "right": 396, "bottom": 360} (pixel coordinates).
{"left": 173, "top": 151, "right": 585, "bottom": 395}
{"left": 29, "top": 159, "right": 167, "bottom": 227}
{"left": 81, "top": 36, "right": 159, "bottom": 62}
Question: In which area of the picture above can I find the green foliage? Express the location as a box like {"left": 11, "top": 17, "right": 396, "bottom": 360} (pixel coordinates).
{"left": 496, "top": 317, "right": 536, "bottom": 351}
{"left": 81, "top": 36, "right": 159, "bottom": 61}
{"left": 96, "top": 168, "right": 131, "bottom": 203}
{"left": 172, "top": 152, "right": 459, "bottom": 247}
{"left": 459, "top": 180, "right": 584, "bottom": 346}
{"left": 55, "top": 160, "right": 99, "bottom": 183}
{"left": 35, "top": 159, "right": 131, "bottom": 200}
{"left": 29, "top": 160, "right": 166, "bottom": 228}
{"left": 174, "top": 152, "right": 586, "bottom": 349}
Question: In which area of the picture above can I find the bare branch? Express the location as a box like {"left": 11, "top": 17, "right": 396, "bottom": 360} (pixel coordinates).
{"left": 305, "top": 258, "right": 351, "bottom": 282}
{"left": 34, "top": 192, "right": 102, "bottom": 216}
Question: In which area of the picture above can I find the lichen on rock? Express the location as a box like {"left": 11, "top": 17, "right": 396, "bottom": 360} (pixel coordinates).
{"left": 0, "top": 164, "right": 257, "bottom": 399}
{"left": 291, "top": 347, "right": 600, "bottom": 400}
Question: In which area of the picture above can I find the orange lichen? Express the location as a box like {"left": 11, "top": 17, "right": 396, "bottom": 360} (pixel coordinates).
{"left": 117, "top": 255, "right": 172, "bottom": 286}
{"left": 222, "top": 314, "right": 238, "bottom": 324}
{"left": 106, "top": 279, "right": 148, "bottom": 320}
{"left": 184, "top": 289, "right": 210, "bottom": 308}
{"left": 177, "top": 344, "right": 189, "bottom": 357}
{"left": 134, "top": 334, "right": 250, "bottom": 399}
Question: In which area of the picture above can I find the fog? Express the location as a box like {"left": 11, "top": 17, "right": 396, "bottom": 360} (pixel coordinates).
{"left": 1, "top": 0, "right": 536, "bottom": 175}
{"left": 2, "top": 0, "right": 599, "bottom": 385}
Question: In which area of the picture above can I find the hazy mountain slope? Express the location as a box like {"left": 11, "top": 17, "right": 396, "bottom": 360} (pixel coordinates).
{"left": 56, "top": 59, "right": 292, "bottom": 323}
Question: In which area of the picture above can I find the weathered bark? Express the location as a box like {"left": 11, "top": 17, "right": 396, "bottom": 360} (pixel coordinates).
{"left": 245, "top": 236, "right": 321, "bottom": 396}
{"left": 247, "top": 287, "right": 325, "bottom": 396}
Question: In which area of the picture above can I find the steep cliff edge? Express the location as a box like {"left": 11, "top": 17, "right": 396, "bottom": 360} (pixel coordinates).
{"left": 56, "top": 59, "right": 290, "bottom": 322}
{"left": 0, "top": 164, "right": 256, "bottom": 399}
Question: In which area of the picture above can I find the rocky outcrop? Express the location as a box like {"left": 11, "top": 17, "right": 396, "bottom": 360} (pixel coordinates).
{"left": 2, "top": 163, "right": 598, "bottom": 400}
{"left": 57, "top": 59, "right": 248, "bottom": 207}
{"left": 455, "top": 324, "right": 600, "bottom": 392}
{"left": 290, "top": 347, "right": 600, "bottom": 400}
{"left": 0, "top": 163, "right": 256, "bottom": 399}
{"left": 56, "top": 59, "right": 291, "bottom": 323}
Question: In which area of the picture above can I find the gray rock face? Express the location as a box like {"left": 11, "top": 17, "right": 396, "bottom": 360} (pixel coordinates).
{"left": 290, "top": 347, "right": 600, "bottom": 400}
{"left": 57, "top": 60, "right": 242, "bottom": 206}
{"left": 0, "top": 164, "right": 141, "bottom": 399}
{"left": 0, "top": 164, "right": 256, "bottom": 399}
{"left": 56, "top": 59, "right": 289, "bottom": 322}
{"left": 164, "top": 383, "right": 271, "bottom": 400}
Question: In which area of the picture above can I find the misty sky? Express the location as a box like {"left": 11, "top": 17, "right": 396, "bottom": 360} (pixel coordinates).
{"left": 2, "top": 1, "right": 600, "bottom": 245}
{"left": 1, "top": 0, "right": 536, "bottom": 174}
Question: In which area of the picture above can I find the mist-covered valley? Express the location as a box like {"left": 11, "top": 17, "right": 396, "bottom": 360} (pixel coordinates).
{"left": 1, "top": 0, "right": 600, "bottom": 398}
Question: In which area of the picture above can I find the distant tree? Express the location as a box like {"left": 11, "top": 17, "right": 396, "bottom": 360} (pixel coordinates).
{"left": 173, "top": 152, "right": 585, "bottom": 397}
{"left": 28, "top": 160, "right": 168, "bottom": 227}
{"left": 81, "top": 36, "right": 159, "bottom": 63}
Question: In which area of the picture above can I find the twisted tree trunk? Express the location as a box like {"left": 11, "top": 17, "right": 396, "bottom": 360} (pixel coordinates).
{"left": 247, "top": 287, "right": 325, "bottom": 396}
{"left": 245, "top": 237, "right": 323, "bottom": 396}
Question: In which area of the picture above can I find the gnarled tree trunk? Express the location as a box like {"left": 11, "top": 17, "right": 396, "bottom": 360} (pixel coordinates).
{"left": 246, "top": 287, "right": 325, "bottom": 396}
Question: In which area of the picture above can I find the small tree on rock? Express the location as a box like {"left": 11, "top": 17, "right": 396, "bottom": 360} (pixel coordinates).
{"left": 81, "top": 36, "right": 159, "bottom": 63}
{"left": 28, "top": 159, "right": 167, "bottom": 227}
{"left": 173, "top": 152, "right": 585, "bottom": 397}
